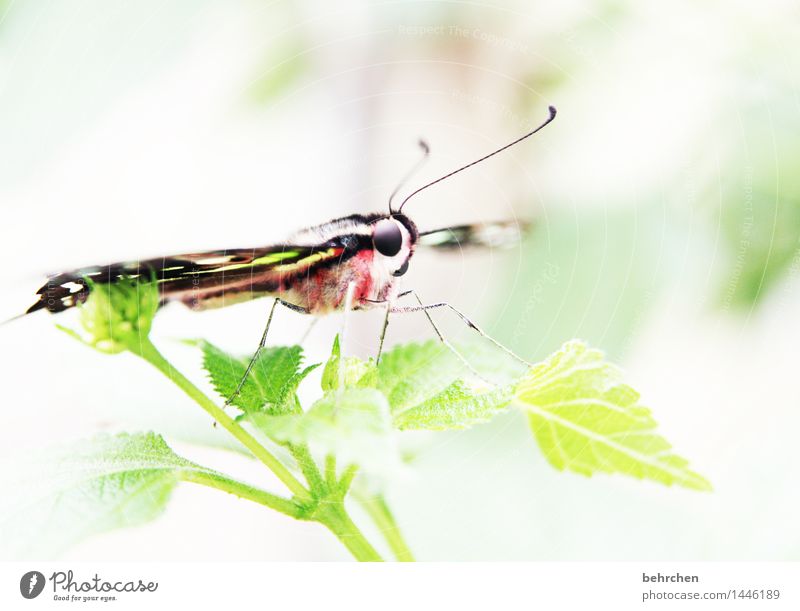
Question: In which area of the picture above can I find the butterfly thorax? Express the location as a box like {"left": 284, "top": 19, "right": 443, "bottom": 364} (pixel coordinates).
{"left": 279, "top": 213, "right": 417, "bottom": 314}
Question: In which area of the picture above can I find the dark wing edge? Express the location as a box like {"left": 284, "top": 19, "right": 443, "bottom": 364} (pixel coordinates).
{"left": 417, "top": 219, "right": 531, "bottom": 250}
{"left": 22, "top": 243, "right": 347, "bottom": 316}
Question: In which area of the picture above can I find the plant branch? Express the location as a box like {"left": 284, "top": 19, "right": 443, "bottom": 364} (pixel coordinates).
{"left": 325, "top": 454, "right": 337, "bottom": 488}
{"left": 288, "top": 444, "right": 325, "bottom": 492}
{"left": 132, "top": 337, "right": 311, "bottom": 503}
{"left": 338, "top": 464, "right": 358, "bottom": 493}
{"left": 180, "top": 469, "right": 301, "bottom": 518}
{"left": 318, "top": 503, "right": 384, "bottom": 562}
{"left": 355, "top": 491, "right": 415, "bottom": 562}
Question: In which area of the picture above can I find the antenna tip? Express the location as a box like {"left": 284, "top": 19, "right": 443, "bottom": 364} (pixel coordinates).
{"left": 417, "top": 139, "right": 430, "bottom": 154}
{"left": 548, "top": 105, "right": 557, "bottom": 119}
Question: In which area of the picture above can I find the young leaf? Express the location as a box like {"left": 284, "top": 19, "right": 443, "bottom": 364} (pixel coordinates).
{"left": 376, "top": 341, "right": 520, "bottom": 431}
{"left": 515, "top": 341, "right": 711, "bottom": 490}
{"left": 321, "top": 335, "right": 378, "bottom": 391}
{"left": 251, "top": 389, "right": 398, "bottom": 472}
{"left": 58, "top": 277, "right": 160, "bottom": 354}
{"left": 0, "top": 432, "right": 250, "bottom": 558}
{"left": 393, "top": 380, "right": 514, "bottom": 430}
{"left": 200, "top": 341, "right": 318, "bottom": 415}
{"left": 377, "top": 341, "right": 471, "bottom": 413}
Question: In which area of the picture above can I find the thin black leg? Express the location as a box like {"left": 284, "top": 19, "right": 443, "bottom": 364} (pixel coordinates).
{"left": 225, "top": 299, "right": 309, "bottom": 406}
{"left": 390, "top": 299, "right": 531, "bottom": 367}
{"left": 387, "top": 292, "right": 488, "bottom": 382}
{"left": 377, "top": 303, "right": 391, "bottom": 364}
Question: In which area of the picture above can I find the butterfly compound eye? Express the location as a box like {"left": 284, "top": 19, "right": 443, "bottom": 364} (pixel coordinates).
{"left": 373, "top": 219, "right": 403, "bottom": 257}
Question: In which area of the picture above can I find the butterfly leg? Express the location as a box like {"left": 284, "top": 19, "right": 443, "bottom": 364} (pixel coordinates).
{"left": 375, "top": 290, "right": 414, "bottom": 363}
{"left": 390, "top": 297, "right": 532, "bottom": 368}
{"left": 298, "top": 316, "right": 319, "bottom": 344}
{"left": 386, "top": 292, "right": 492, "bottom": 383}
{"left": 376, "top": 304, "right": 391, "bottom": 364}
{"left": 225, "top": 299, "right": 309, "bottom": 407}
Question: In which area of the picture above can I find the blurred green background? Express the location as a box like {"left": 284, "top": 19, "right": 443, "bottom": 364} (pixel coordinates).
{"left": 1, "top": 0, "right": 799, "bottom": 560}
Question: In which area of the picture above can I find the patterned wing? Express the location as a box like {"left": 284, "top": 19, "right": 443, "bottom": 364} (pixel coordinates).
{"left": 26, "top": 243, "right": 349, "bottom": 314}
{"left": 417, "top": 220, "right": 530, "bottom": 250}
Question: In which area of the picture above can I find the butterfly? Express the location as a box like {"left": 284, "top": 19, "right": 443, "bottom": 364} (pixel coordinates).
{"left": 21, "top": 106, "right": 556, "bottom": 400}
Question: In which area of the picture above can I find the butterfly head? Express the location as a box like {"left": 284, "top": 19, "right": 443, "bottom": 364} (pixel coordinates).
{"left": 371, "top": 213, "right": 417, "bottom": 277}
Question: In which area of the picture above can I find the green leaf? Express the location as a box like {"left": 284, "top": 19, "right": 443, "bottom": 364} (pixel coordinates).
{"left": 200, "top": 341, "right": 318, "bottom": 415}
{"left": 377, "top": 341, "right": 474, "bottom": 411}
{"left": 515, "top": 341, "right": 711, "bottom": 490}
{"left": 252, "top": 389, "right": 398, "bottom": 472}
{"left": 376, "top": 340, "right": 521, "bottom": 430}
{"left": 0, "top": 432, "right": 242, "bottom": 558}
{"left": 321, "top": 335, "right": 378, "bottom": 391}
{"left": 60, "top": 276, "right": 160, "bottom": 354}
{"left": 393, "top": 380, "right": 515, "bottom": 430}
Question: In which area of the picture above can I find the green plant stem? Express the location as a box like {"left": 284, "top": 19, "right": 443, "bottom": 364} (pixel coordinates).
{"left": 324, "top": 454, "right": 337, "bottom": 488}
{"left": 180, "top": 469, "right": 300, "bottom": 518}
{"left": 318, "top": 503, "right": 384, "bottom": 562}
{"left": 338, "top": 464, "right": 358, "bottom": 492}
{"left": 132, "top": 337, "right": 311, "bottom": 504}
{"left": 288, "top": 444, "right": 325, "bottom": 492}
{"left": 131, "top": 337, "right": 386, "bottom": 561}
{"left": 355, "top": 492, "right": 415, "bottom": 562}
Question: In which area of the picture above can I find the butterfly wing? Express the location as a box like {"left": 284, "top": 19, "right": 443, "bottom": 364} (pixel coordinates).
{"left": 26, "top": 243, "right": 350, "bottom": 314}
{"left": 417, "top": 220, "right": 530, "bottom": 250}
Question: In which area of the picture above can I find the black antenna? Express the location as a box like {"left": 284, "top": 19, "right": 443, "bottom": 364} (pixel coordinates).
{"left": 397, "top": 105, "right": 557, "bottom": 213}
{"left": 389, "top": 139, "right": 430, "bottom": 214}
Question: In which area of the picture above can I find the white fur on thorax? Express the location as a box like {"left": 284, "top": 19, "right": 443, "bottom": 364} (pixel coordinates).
{"left": 289, "top": 217, "right": 372, "bottom": 245}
